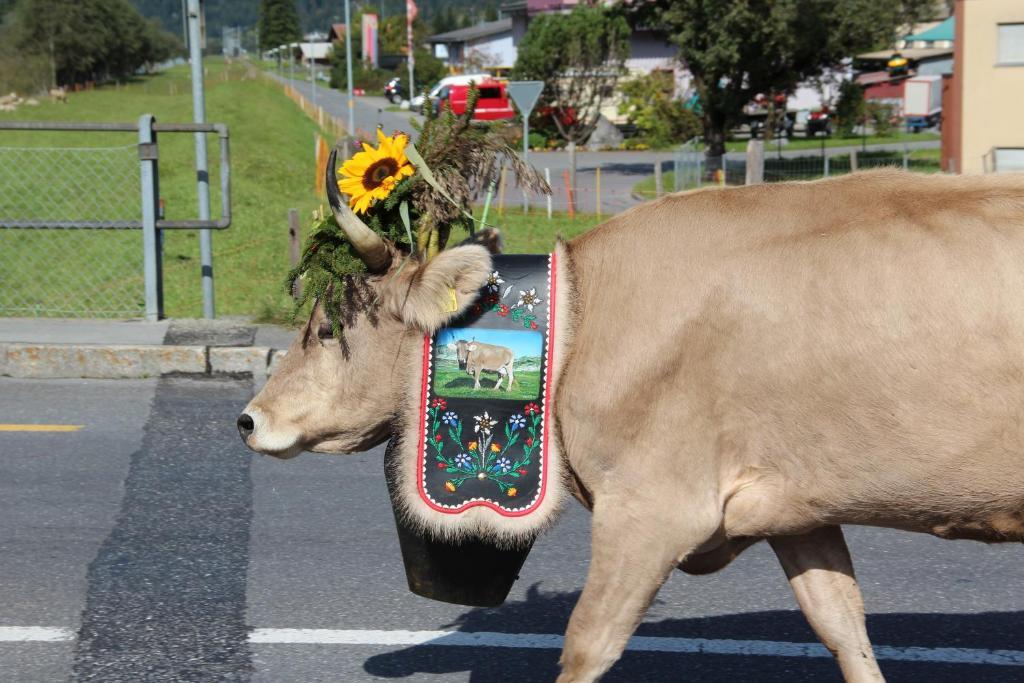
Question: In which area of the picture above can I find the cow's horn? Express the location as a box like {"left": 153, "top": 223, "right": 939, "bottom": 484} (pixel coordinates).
{"left": 326, "top": 148, "right": 391, "bottom": 273}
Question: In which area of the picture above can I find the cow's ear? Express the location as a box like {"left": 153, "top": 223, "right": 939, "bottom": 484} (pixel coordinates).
{"left": 467, "top": 343, "right": 478, "bottom": 351}
{"left": 383, "top": 245, "right": 491, "bottom": 332}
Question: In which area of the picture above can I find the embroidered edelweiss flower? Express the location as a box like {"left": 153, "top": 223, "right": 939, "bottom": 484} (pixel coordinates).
{"left": 473, "top": 411, "right": 496, "bottom": 435}
{"left": 492, "top": 457, "right": 512, "bottom": 473}
{"left": 508, "top": 414, "right": 526, "bottom": 430}
{"left": 516, "top": 287, "right": 542, "bottom": 311}
{"left": 485, "top": 271, "right": 504, "bottom": 292}
{"left": 454, "top": 452, "right": 473, "bottom": 469}
{"left": 441, "top": 411, "right": 458, "bottom": 426}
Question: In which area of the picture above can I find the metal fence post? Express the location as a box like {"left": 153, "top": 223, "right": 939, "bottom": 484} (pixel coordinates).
{"left": 138, "top": 114, "right": 163, "bottom": 321}
{"left": 745, "top": 140, "right": 764, "bottom": 185}
{"left": 187, "top": 0, "right": 215, "bottom": 319}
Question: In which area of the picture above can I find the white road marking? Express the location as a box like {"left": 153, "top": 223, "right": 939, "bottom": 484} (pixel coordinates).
{"left": 0, "top": 627, "right": 75, "bottom": 642}
{"left": 5, "top": 625, "right": 1022, "bottom": 667}
{"left": 248, "top": 628, "right": 1024, "bottom": 667}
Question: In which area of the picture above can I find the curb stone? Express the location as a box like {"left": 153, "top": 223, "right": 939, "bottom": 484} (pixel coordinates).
{"left": 0, "top": 343, "right": 288, "bottom": 380}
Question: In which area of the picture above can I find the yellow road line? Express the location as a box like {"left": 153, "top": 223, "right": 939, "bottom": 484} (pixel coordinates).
{"left": 0, "top": 424, "right": 83, "bottom": 432}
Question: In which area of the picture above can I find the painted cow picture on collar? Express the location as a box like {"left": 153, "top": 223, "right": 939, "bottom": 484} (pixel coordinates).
{"left": 449, "top": 339, "right": 517, "bottom": 391}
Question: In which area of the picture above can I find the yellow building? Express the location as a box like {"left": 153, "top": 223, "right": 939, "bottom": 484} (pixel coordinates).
{"left": 949, "top": 0, "right": 1024, "bottom": 173}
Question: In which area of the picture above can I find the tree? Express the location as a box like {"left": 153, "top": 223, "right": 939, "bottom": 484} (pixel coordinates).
{"left": 259, "top": 0, "right": 300, "bottom": 56}
{"left": 513, "top": 5, "right": 629, "bottom": 208}
{"left": 618, "top": 72, "right": 702, "bottom": 148}
{"left": 626, "top": 0, "right": 935, "bottom": 163}
{"left": 8, "top": 0, "right": 180, "bottom": 88}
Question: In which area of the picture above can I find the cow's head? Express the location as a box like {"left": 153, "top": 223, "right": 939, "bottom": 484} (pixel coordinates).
{"left": 238, "top": 150, "right": 491, "bottom": 459}
{"left": 447, "top": 339, "right": 477, "bottom": 370}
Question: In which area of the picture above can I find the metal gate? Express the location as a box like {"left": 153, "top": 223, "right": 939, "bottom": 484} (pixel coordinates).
{"left": 0, "top": 116, "right": 230, "bottom": 320}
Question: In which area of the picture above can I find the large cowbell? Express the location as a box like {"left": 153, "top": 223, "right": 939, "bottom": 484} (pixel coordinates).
{"left": 385, "top": 254, "right": 557, "bottom": 607}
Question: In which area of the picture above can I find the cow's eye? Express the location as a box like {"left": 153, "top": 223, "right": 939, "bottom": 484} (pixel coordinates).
{"left": 317, "top": 320, "right": 334, "bottom": 339}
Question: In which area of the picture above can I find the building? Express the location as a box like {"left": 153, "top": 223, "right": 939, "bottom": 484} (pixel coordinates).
{"left": 945, "top": 0, "right": 1024, "bottom": 173}
{"left": 854, "top": 15, "right": 955, "bottom": 105}
{"left": 427, "top": 18, "right": 517, "bottom": 73}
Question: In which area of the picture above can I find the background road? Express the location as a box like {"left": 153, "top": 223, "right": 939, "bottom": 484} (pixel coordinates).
{"left": 2, "top": 376, "right": 1022, "bottom": 682}
{"left": 275, "top": 75, "right": 941, "bottom": 216}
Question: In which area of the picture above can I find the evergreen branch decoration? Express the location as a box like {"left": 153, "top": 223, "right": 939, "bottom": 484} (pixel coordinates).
{"left": 285, "top": 85, "right": 552, "bottom": 329}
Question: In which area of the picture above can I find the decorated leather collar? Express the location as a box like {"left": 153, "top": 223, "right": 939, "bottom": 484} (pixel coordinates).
{"left": 416, "top": 253, "right": 557, "bottom": 516}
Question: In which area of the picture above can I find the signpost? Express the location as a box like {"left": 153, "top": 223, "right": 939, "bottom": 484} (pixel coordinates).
{"left": 186, "top": 0, "right": 214, "bottom": 318}
{"left": 507, "top": 81, "right": 544, "bottom": 212}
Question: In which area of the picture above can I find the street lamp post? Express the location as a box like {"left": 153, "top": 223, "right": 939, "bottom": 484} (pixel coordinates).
{"left": 345, "top": 0, "right": 355, "bottom": 143}
{"left": 186, "top": 0, "right": 214, "bottom": 318}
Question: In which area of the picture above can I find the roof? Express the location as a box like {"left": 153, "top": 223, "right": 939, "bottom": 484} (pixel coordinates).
{"left": 856, "top": 47, "right": 953, "bottom": 62}
{"left": 328, "top": 23, "right": 346, "bottom": 41}
{"left": 904, "top": 16, "right": 954, "bottom": 43}
{"left": 427, "top": 18, "right": 513, "bottom": 44}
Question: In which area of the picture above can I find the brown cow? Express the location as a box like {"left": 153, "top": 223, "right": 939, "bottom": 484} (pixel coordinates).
{"left": 239, "top": 164, "right": 1024, "bottom": 682}
{"left": 448, "top": 338, "right": 517, "bottom": 391}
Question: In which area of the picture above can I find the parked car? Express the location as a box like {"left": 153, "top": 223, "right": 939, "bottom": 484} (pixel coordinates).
{"left": 411, "top": 73, "right": 491, "bottom": 112}
{"left": 434, "top": 81, "right": 515, "bottom": 121}
{"left": 384, "top": 77, "right": 404, "bottom": 104}
{"left": 806, "top": 107, "right": 833, "bottom": 137}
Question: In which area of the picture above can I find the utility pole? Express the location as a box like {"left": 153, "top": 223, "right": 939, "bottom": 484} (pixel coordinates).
{"left": 187, "top": 0, "right": 215, "bottom": 318}
{"left": 345, "top": 0, "right": 355, "bottom": 139}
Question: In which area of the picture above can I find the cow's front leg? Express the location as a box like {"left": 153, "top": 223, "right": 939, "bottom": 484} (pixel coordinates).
{"left": 473, "top": 368, "right": 482, "bottom": 389}
{"left": 557, "top": 497, "right": 718, "bottom": 683}
{"left": 770, "top": 526, "right": 883, "bottom": 682}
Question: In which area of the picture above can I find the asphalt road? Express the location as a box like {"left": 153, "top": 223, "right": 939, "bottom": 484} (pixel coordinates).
{"left": 2, "top": 376, "right": 1023, "bottom": 682}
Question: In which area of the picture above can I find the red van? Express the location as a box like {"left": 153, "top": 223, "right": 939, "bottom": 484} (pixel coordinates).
{"left": 434, "top": 81, "right": 515, "bottom": 121}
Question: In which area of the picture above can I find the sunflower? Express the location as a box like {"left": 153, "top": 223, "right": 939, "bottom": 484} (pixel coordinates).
{"left": 338, "top": 128, "right": 415, "bottom": 214}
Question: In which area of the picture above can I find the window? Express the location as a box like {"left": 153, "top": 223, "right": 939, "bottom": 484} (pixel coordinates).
{"left": 995, "top": 148, "right": 1024, "bottom": 173}
{"left": 997, "top": 23, "right": 1024, "bottom": 65}
{"left": 478, "top": 87, "right": 501, "bottom": 99}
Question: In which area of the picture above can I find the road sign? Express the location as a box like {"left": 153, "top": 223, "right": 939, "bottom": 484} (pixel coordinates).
{"left": 507, "top": 81, "right": 545, "bottom": 211}
{"left": 507, "top": 81, "right": 544, "bottom": 119}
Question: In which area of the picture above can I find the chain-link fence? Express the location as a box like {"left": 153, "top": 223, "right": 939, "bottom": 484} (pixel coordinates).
{"left": 0, "top": 144, "right": 146, "bottom": 317}
{"left": 0, "top": 118, "right": 231, "bottom": 320}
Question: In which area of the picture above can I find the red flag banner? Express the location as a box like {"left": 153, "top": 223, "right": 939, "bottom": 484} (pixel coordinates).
{"left": 406, "top": 0, "right": 418, "bottom": 22}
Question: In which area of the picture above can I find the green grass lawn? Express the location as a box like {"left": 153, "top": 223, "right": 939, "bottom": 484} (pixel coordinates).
{"left": 0, "top": 59, "right": 325, "bottom": 320}
{"left": 633, "top": 148, "right": 943, "bottom": 198}
{"left": 0, "top": 60, "right": 607, "bottom": 320}
{"left": 723, "top": 131, "right": 940, "bottom": 153}
{"left": 434, "top": 356, "right": 541, "bottom": 401}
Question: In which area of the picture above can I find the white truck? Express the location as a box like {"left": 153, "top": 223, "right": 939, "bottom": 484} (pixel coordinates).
{"left": 902, "top": 75, "right": 943, "bottom": 131}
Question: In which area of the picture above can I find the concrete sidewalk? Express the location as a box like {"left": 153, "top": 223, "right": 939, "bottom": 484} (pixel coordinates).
{"left": 0, "top": 318, "right": 298, "bottom": 380}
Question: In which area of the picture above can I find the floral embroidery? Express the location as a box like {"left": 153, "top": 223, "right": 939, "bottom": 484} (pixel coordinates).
{"left": 485, "top": 271, "right": 504, "bottom": 292}
{"left": 471, "top": 269, "right": 543, "bottom": 330}
{"left": 517, "top": 288, "right": 542, "bottom": 311}
{"left": 425, "top": 401, "right": 543, "bottom": 495}
{"left": 430, "top": 398, "right": 447, "bottom": 410}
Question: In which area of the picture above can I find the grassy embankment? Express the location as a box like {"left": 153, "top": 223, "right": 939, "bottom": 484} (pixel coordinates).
{"left": 0, "top": 60, "right": 604, "bottom": 320}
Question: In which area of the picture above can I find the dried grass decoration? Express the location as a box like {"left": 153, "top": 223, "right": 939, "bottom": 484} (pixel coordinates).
{"left": 286, "top": 86, "right": 550, "bottom": 337}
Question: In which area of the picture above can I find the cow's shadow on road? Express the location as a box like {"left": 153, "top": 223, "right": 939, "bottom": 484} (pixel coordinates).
{"left": 363, "top": 583, "right": 1024, "bottom": 682}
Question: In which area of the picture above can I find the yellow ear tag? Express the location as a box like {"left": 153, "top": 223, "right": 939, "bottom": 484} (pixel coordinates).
{"left": 446, "top": 287, "right": 459, "bottom": 313}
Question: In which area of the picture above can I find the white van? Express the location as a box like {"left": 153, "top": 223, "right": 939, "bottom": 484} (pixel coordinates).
{"left": 410, "top": 74, "right": 492, "bottom": 112}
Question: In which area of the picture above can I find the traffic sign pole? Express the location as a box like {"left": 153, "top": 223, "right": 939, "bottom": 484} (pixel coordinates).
{"left": 507, "top": 81, "right": 544, "bottom": 213}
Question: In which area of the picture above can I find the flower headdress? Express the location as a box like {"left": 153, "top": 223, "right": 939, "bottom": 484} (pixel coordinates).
{"left": 287, "top": 86, "right": 550, "bottom": 335}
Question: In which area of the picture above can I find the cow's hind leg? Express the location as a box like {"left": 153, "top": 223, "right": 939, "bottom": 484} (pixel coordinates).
{"left": 557, "top": 497, "right": 719, "bottom": 683}
{"left": 770, "top": 526, "right": 883, "bottom": 682}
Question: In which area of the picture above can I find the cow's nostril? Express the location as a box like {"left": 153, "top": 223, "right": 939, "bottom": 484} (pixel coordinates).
{"left": 237, "top": 413, "right": 255, "bottom": 437}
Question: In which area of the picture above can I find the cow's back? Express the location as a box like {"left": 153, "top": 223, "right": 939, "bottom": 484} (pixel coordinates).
{"left": 559, "top": 170, "right": 1024, "bottom": 540}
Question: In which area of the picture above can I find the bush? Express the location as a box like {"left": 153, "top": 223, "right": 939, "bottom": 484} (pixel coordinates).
{"left": 835, "top": 80, "right": 865, "bottom": 138}
{"left": 866, "top": 100, "right": 896, "bottom": 137}
{"left": 617, "top": 72, "right": 702, "bottom": 148}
